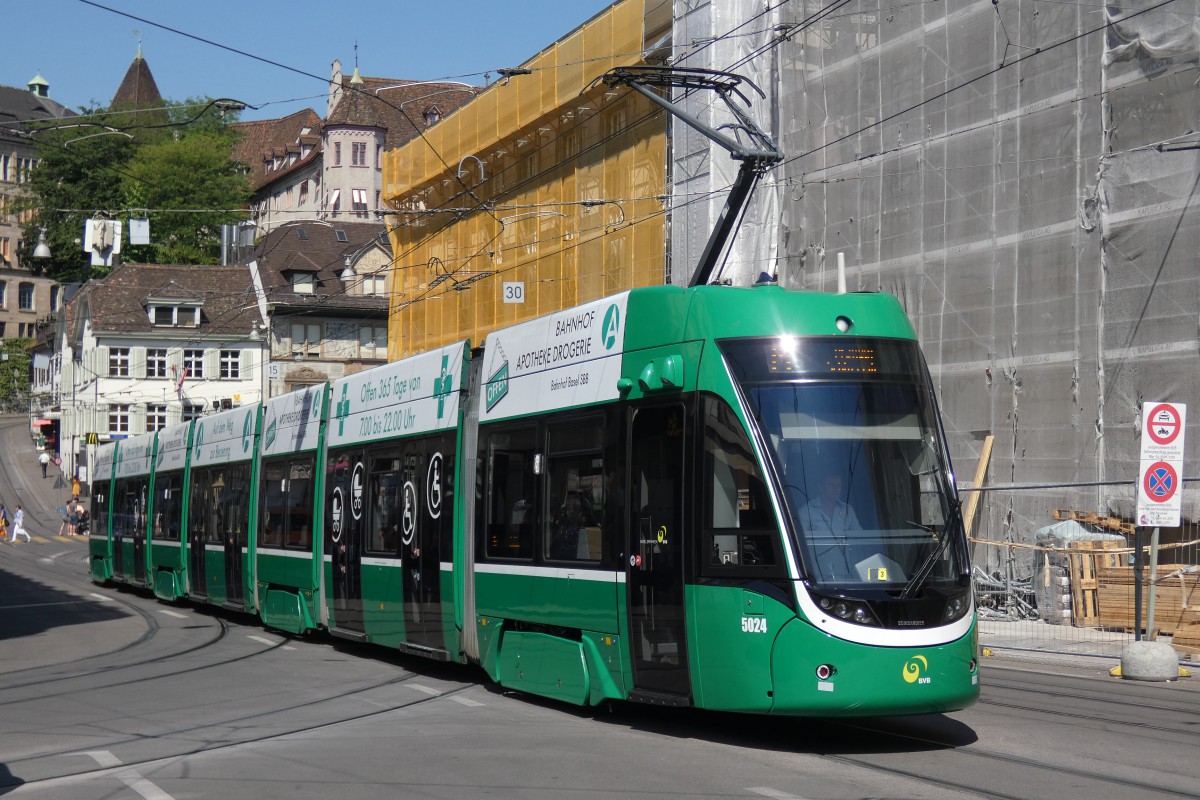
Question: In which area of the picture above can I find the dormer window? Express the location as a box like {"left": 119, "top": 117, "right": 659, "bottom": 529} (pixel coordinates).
{"left": 148, "top": 304, "right": 201, "bottom": 327}
{"left": 291, "top": 272, "right": 316, "bottom": 295}
{"left": 423, "top": 106, "right": 442, "bottom": 126}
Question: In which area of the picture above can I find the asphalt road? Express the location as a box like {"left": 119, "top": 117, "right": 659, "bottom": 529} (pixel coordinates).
{"left": 2, "top": 416, "right": 1199, "bottom": 799}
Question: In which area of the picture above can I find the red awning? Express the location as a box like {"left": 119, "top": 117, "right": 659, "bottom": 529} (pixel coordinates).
{"left": 33, "top": 419, "right": 54, "bottom": 426}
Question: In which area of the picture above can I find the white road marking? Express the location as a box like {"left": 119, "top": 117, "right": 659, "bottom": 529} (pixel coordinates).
{"left": 118, "top": 771, "right": 177, "bottom": 800}
{"left": 247, "top": 635, "right": 278, "bottom": 646}
{"left": 79, "top": 750, "right": 121, "bottom": 767}
{"left": 282, "top": 645, "right": 296, "bottom": 651}
{"left": 89, "top": 592, "right": 111, "bottom": 602}
{"left": 77, "top": 751, "right": 177, "bottom": 800}
{"left": 450, "top": 695, "right": 484, "bottom": 707}
{"left": 748, "top": 789, "right": 813, "bottom": 800}
{"left": 407, "top": 683, "right": 440, "bottom": 696}
{"left": 157, "top": 609, "right": 187, "bottom": 619}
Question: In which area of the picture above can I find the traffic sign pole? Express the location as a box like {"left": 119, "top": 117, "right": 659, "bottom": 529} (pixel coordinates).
{"left": 1134, "top": 401, "right": 1186, "bottom": 641}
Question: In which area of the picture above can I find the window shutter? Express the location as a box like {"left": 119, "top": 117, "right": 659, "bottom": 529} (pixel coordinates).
{"left": 132, "top": 347, "right": 146, "bottom": 379}
{"left": 131, "top": 404, "right": 147, "bottom": 434}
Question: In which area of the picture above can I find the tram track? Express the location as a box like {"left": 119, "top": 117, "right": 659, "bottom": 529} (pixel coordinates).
{"left": 0, "top": 673, "right": 475, "bottom": 792}
{"left": 0, "top": 586, "right": 237, "bottom": 698}
{"left": 823, "top": 715, "right": 1200, "bottom": 800}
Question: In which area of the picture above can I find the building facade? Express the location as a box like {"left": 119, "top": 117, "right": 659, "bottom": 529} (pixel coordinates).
{"left": 54, "top": 263, "right": 264, "bottom": 484}
{"left": 250, "top": 219, "right": 391, "bottom": 394}
{"left": 381, "top": 0, "right": 672, "bottom": 358}
{"left": 0, "top": 74, "right": 70, "bottom": 342}
{"left": 234, "top": 64, "right": 479, "bottom": 234}
{"left": 669, "top": 0, "right": 1200, "bottom": 554}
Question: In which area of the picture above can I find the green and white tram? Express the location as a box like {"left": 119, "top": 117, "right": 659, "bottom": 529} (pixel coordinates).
{"left": 257, "top": 383, "right": 326, "bottom": 633}
{"left": 323, "top": 341, "right": 468, "bottom": 657}
{"left": 150, "top": 420, "right": 193, "bottom": 602}
{"left": 88, "top": 441, "right": 118, "bottom": 583}
{"left": 187, "top": 404, "right": 260, "bottom": 610}
{"left": 466, "top": 285, "right": 978, "bottom": 715}
{"left": 109, "top": 431, "right": 156, "bottom": 588}
{"left": 88, "top": 284, "right": 978, "bottom": 716}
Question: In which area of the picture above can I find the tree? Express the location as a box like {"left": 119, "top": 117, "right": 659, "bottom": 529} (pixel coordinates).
{"left": 21, "top": 99, "right": 251, "bottom": 280}
{"left": 0, "top": 339, "right": 32, "bottom": 413}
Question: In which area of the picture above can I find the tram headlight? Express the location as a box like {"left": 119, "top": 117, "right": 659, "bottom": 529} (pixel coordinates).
{"left": 808, "top": 589, "right": 877, "bottom": 626}
{"left": 943, "top": 591, "right": 971, "bottom": 623}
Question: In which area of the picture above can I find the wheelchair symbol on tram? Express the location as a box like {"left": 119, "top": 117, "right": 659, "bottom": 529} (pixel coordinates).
{"left": 402, "top": 481, "right": 418, "bottom": 545}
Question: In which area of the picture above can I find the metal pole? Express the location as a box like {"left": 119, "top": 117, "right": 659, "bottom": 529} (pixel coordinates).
{"left": 1132, "top": 527, "right": 1144, "bottom": 641}
{"left": 1146, "top": 527, "right": 1161, "bottom": 641}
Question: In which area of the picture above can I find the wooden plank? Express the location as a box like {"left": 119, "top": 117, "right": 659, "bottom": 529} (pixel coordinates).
{"left": 1068, "top": 541, "right": 1125, "bottom": 628}
{"left": 1096, "top": 565, "right": 1200, "bottom": 634}
{"left": 962, "top": 435, "right": 994, "bottom": 538}
{"left": 1171, "top": 625, "right": 1200, "bottom": 656}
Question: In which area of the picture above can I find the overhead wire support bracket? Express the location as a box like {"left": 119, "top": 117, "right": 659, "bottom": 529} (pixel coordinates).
{"left": 600, "top": 66, "right": 783, "bottom": 288}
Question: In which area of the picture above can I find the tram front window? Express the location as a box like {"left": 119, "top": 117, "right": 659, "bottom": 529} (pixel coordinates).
{"left": 722, "top": 338, "right": 968, "bottom": 601}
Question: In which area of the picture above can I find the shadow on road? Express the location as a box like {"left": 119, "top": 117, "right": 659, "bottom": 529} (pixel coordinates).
{"left": 0, "top": 564, "right": 131, "bottom": 642}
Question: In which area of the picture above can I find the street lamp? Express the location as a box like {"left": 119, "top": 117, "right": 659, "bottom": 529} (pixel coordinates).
{"left": 32, "top": 228, "right": 51, "bottom": 260}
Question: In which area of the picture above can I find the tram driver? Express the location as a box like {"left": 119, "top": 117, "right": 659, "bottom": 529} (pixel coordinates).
{"left": 798, "top": 472, "right": 869, "bottom": 581}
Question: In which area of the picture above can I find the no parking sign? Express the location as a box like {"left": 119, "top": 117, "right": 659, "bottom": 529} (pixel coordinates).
{"left": 1137, "top": 402, "right": 1186, "bottom": 527}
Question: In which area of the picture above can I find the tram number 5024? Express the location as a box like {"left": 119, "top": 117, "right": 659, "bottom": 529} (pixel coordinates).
{"left": 741, "top": 617, "right": 768, "bottom": 634}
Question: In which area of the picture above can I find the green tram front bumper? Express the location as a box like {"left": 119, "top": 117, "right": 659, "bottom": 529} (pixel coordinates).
{"left": 767, "top": 615, "right": 980, "bottom": 716}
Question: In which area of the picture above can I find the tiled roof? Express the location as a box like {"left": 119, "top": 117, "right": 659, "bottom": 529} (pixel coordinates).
{"left": 83, "top": 263, "right": 259, "bottom": 336}
{"left": 231, "top": 108, "right": 323, "bottom": 191}
{"left": 110, "top": 54, "right": 163, "bottom": 110}
{"left": 328, "top": 75, "right": 480, "bottom": 149}
{"left": 253, "top": 220, "right": 390, "bottom": 313}
{"left": 0, "top": 84, "right": 74, "bottom": 132}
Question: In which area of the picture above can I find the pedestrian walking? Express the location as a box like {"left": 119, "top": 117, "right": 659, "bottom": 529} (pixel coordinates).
{"left": 71, "top": 474, "right": 81, "bottom": 498}
{"left": 10, "top": 504, "right": 30, "bottom": 543}
{"left": 0, "top": 503, "right": 8, "bottom": 541}
{"left": 38, "top": 450, "right": 50, "bottom": 478}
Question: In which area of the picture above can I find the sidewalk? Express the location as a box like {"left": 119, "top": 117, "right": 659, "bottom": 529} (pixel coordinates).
{"left": 978, "top": 616, "right": 1194, "bottom": 670}
{"left": 0, "top": 414, "right": 77, "bottom": 541}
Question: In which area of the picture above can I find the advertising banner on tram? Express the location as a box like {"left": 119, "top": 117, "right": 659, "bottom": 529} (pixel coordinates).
{"left": 480, "top": 291, "right": 629, "bottom": 422}
{"left": 327, "top": 340, "right": 467, "bottom": 448}
{"left": 114, "top": 431, "right": 156, "bottom": 479}
{"left": 261, "top": 384, "right": 326, "bottom": 457}
{"left": 155, "top": 421, "right": 192, "bottom": 473}
{"left": 191, "top": 405, "right": 259, "bottom": 467}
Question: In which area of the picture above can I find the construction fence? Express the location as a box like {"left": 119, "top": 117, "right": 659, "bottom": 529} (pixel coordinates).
{"left": 965, "top": 480, "right": 1200, "bottom": 660}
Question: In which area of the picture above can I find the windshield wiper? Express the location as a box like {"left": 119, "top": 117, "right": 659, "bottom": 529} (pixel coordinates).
{"left": 899, "top": 499, "right": 962, "bottom": 599}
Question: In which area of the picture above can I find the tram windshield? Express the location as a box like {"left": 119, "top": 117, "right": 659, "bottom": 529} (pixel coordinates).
{"left": 722, "top": 337, "right": 966, "bottom": 596}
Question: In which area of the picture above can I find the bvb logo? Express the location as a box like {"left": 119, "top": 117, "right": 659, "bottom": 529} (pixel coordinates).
{"left": 902, "top": 655, "right": 928, "bottom": 683}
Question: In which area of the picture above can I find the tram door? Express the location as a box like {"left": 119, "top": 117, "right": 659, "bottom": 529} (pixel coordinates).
{"left": 188, "top": 478, "right": 208, "bottom": 599}
{"left": 626, "top": 403, "right": 691, "bottom": 699}
{"left": 401, "top": 439, "right": 450, "bottom": 652}
{"left": 327, "top": 451, "right": 365, "bottom": 633}
{"left": 221, "top": 465, "right": 249, "bottom": 607}
{"left": 132, "top": 482, "right": 147, "bottom": 584}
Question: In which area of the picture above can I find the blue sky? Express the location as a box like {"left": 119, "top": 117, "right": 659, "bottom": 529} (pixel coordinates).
{"left": 5, "top": 0, "right": 616, "bottom": 121}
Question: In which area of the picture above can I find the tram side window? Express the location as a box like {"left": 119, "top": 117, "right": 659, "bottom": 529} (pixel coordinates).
{"left": 260, "top": 462, "right": 286, "bottom": 547}
{"left": 702, "top": 396, "right": 780, "bottom": 574}
{"left": 545, "top": 417, "right": 604, "bottom": 563}
{"left": 155, "top": 473, "right": 183, "bottom": 540}
{"left": 286, "top": 459, "right": 314, "bottom": 548}
{"left": 367, "top": 459, "right": 400, "bottom": 554}
{"left": 91, "top": 482, "right": 109, "bottom": 538}
{"left": 222, "top": 464, "right": 252, "bottom": 546}
{"left": 187, "top": 469, "right": 224, "bottom": 545}
{"left": 114, "top": 477, "right": 149, "bottom": 539}
{"left": 484, "top": 426, "right": 537, "bottom": 560}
